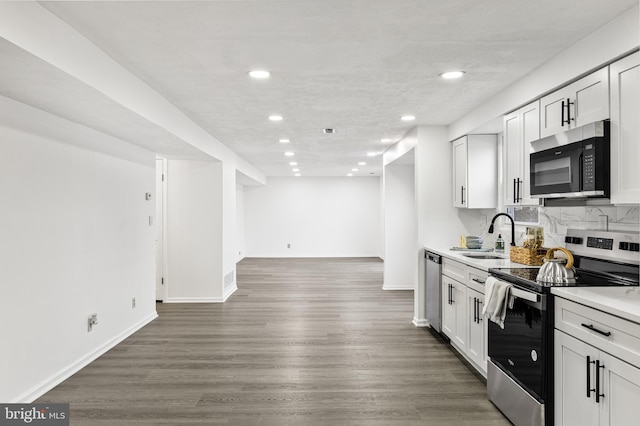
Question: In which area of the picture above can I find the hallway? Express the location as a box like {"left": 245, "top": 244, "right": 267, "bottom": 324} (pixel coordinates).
{"left": 38, "top": 258, "right": 508, "bottom": 425}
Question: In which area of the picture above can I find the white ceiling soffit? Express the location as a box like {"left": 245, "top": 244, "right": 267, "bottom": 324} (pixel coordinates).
{"left": 3, "top": 1, "right": 637, "bottom": 177}
{"left": 0, "top": 38, "right": 211, "bottom": 160}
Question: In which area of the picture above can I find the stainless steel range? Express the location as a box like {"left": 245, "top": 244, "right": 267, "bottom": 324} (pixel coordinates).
{"left": 486, "top": 229, "right": 639, "bottom": 426}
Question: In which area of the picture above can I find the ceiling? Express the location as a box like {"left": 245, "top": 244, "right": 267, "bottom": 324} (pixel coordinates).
{"left": 1, "top": 1, "right": 637, "bottom": 177}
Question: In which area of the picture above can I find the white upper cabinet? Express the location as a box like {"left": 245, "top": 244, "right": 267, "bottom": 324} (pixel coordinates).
{"left": 609, "top": 52, "right": 640, "bottom": 205}
{"left": 540, "top": 67, "right": 610, "bottom": 138}
{"left": 451, "top": 135, "right": 497, "bottom": 209}
{"left": 503, "top": 101, "right": 541, "bottom": 206}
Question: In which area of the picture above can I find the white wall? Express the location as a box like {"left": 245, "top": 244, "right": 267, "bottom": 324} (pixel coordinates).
{"left": 0, "top": 101, "right": 157, "bottom": 403}
{"left": 244, "top": 177, "right": 381, "bottom": 257}
{"left": 383, "top": 161, "right": 416, "bottom": 290}
{"left": 165, "top": 160, "right": 227, "bottom": 302}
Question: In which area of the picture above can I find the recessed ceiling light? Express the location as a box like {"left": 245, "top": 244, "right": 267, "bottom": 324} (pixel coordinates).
{"left": 284, "top": 152, "right": 294, "bottom": 157}
{"left": 380, "top": 138, "right": 393, "bottom": 143}
{"left": 248, "top": 70, "right": 270, "bottom": 79}
{"left": 292, "top": 168, "right": 300, "bottom": 172}
{"left": 269, "top": 115, "right": 283, "bottom": 122}
{"left": 401, "top": 115, "right": 416, "bottom": 121}
{"left": 440, "top": 71, "right": 465, "bottom": 79}
{"left": 352, "top": 168, "right": 359, "bottom": 172}
{"left": 366, "top": 152, "right": 378, "bottom": 157}
{"left": 347, "top": 173, "right": 353, "bottom": 177}
{"left": 289, "top": 161, "right": 298, "bottom": 166}
{"left": 358, "top": 162, "right": 366, "bottom": 166}
{"left": 295, "top": 173, "right": 301, "bottom": 177}
{"left": 279, "top": 139, "right": 290, "bottom": 143}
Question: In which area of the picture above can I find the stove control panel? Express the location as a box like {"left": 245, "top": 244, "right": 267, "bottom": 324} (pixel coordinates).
{"left": 565, "top": 229, "right": 640, "bottom": 265}
{"left": 587, "top": 237, "right": 614, "bottom": 250}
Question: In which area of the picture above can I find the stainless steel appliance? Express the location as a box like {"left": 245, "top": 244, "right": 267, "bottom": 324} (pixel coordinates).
{"left": 425, "top": 251, "right": 442, "bottom": 333}
{"left": 487, "top": 229, "right": 639, "bottom": 426}
{"left": 530, "top": 121, "right": 609, "bottom": 199}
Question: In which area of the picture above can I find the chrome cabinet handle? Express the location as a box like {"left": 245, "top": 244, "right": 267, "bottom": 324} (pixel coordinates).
{"left": 581, "top": 323, "right": 612, "bottom": 337}
{"left": 472, "top": 278, "right": 486, "bottom": 284}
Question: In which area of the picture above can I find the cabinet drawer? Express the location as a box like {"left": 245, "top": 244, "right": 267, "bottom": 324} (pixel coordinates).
{"left": 555, "top": 297, "right": 640, "bottom": 367}
{"left": 443, "top": 258, "right": 466, "bottom": 282}
{"left": 467, "top": 267, "right": 488, "bottom": 294}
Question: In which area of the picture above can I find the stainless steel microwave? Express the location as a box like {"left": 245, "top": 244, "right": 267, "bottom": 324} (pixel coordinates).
{"left": 530, "top": 121, "right": 610, "bottom": 199}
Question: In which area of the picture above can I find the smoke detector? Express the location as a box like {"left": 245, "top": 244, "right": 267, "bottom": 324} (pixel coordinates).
{"left": 322, "top": 128, "right": 336, "bottom": 134}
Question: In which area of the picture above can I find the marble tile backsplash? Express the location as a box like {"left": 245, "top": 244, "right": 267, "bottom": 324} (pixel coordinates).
{"left": 539, "top": 205, "right": 639, "bottom": 247}
{"left": 480, "top": 206, "right": 639, "bottom": 249}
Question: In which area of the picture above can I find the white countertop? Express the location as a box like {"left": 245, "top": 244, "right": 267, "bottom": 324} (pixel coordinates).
{"left": 552, "top": 286, "right": 640, "bottom": 325}
{"left": 425, "top": 245, "right": 538, "bottom": 271}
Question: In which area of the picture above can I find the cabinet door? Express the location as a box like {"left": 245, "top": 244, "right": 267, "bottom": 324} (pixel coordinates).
{"left": 600, "top": 352, "right": 640, "bottom": 426}
{"left": 441, "top": 276, "right": 467, "bottom": 351}
{"left": 519, "top": 102, "right": 540, "bottom": 205}
{"left": 452, "top": 137, "right": 467, "bottom": 207}
{"left": 554, "top": 330, "right": 600, "bottom": 426}
{"left": 503, "top": 102, "right": 540, "bottom": 206}
{"left": 466, "top": 288, "right": 486, "bottom": 373}
{"left": 540, "top": 85, "right": 573, "bottom": 138}
{"left": 503, "top": 111, "right": 522, "bottom": 205}
{"left": 452, "top": 280, "right": 467, "bottom": 352}
{"left": 609, "top": 52, "right": 640, "bottom": 205}
{"left": 441, "top": 277, "right": 456, "bottom": 339}
{"left": 540, "top": 67, "right": 609, "bottom": 138}
{"left": 574, "top": 67, "right": 609, "bottom": 128}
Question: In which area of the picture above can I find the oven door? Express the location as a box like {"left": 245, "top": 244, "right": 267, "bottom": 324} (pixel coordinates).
{"left": 488, "top": 289, "right": 549, "bottom": 400}
{"left": 530, "top": 141, "right": 582, "bottom": 198}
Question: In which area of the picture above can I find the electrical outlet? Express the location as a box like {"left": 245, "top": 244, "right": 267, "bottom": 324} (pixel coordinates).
{"left": 132, "top": 297, "right": 136, "bottom": 309}
{"left": 88, "top": 314, "right": 98, "bottom": 332}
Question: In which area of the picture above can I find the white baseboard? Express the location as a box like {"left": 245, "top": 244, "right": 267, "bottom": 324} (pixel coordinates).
{"left": 164, "top": 297, "right": 224, "bottom": 303}
{"left": 382, "top": 285, "right": 415, "bottom": 290}
{"left": 15, "top": 311, "right": 158, "bottom": 403}
{"left": 164, "top": 287, "right": 238, "bottom": 304}
{"left": 222, "top": 285, "right": 237, "bottom": 302}
{"left": 412, "top": 318, "right": 429, "bottom": 327}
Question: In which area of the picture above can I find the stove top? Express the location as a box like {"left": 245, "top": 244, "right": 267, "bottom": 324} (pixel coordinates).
{"left": 489, "top": 266, "right": 639, "bottom": 293}
{"left": 490, "top": 229, "right": 639, "bottom": 294}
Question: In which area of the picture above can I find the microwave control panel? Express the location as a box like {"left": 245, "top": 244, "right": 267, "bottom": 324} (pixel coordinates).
{"left": 583, "top": 143, "right": 595, "bottom": 187}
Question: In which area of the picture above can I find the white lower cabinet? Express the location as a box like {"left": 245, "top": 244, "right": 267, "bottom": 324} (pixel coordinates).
{"left": 442, "top": 275, "right": 467, "bottom": 352}
{"left": 466, "top": 287, "right": 487, "bottom": 371}
{"left": 555, "top": 330, "right": 640, "bottom": 426}
{"left": 441, "top": 258, "right": 488, "bottom": 376}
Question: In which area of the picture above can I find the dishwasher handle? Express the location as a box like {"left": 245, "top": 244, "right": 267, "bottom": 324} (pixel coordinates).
{"left": 426, "top": 252, "right": 441, "bottom": 263}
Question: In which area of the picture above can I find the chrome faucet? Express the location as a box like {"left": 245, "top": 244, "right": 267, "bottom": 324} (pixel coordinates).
{"left": 488, "top": 213, "right": 516, "bottom": 246}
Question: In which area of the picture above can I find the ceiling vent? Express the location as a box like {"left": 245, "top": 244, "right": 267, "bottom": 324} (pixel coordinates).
{"left": 323, "top": 128, "right": 335, "bottom": 134}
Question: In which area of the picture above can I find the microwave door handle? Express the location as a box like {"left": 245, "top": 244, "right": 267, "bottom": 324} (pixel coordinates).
{"left": 578, "top": 152, "right": 583, "bottom": 191}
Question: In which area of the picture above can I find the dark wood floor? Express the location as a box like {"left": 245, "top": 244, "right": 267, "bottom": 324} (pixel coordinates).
{"left": 38, "top": 257, "right": 509, "bottom": 425}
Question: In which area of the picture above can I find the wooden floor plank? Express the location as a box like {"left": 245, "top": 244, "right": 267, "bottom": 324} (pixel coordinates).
{"left": 37, "top": 257, "right": 509, "bottom": 425}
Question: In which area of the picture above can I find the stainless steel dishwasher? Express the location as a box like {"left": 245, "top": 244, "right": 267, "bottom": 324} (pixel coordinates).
{"left": 425, "top": 251, "right": 442, "bottom": 333}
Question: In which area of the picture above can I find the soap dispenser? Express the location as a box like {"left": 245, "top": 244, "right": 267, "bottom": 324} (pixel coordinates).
{"left": 495, "top": 234, "right": 505, "bottom": 253}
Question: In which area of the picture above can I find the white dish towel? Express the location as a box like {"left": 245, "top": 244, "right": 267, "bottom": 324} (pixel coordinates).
{"left": 482, "top": 276, "right": 514, "bottom": 329}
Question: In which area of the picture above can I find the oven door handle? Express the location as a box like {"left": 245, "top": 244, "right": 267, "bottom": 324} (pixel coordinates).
{"left": 511, "top": 287, "right": 539, "bottom": 303}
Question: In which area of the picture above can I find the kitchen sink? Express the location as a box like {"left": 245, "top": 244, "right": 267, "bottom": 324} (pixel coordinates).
{"left": 462, "top": 254, "right": 505, "bottom": 260}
